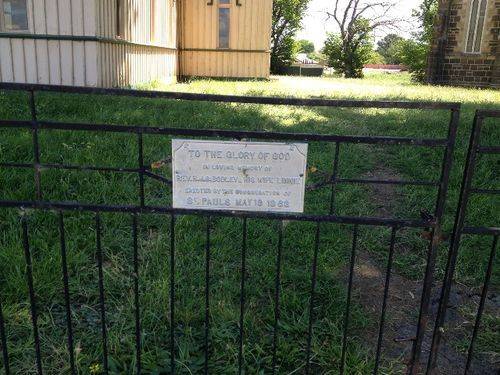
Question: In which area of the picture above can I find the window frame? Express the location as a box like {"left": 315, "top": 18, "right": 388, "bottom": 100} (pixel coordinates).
{"left": 0, "top": 0, "right": 31, "bottom": 33}
{"left": 217, "top": 0, "right": 231, "bottom": 49}
{"left": 464, "top": 0, "right": 488, "bottom": 54}
{"left": 116, "top": 0, "right": 124, "bottom": 38}
{"left": 150, "top": 0, "right": 157, "bottom": 43}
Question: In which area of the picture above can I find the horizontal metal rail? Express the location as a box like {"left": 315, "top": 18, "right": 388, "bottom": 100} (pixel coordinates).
{"left": 0, "top": 162, "right": 140, "bottom": 173}
{"left": 476, "top": 109, "right": 500, "bottom": 118}
{"left": 0, "top": 199, "right": 434, "bottom": 228}
{"left": 336, "top": 177, "right": 440, "bottom": 187}
{"left": 468, "top": 188, "right": 500, "bottom": 195}
{"left": 0, "top": 120, "right": 451, "bottom": 147}
{"left": 477, "top": 146, "right": 500, "bottom": 154}
{"left": 462, "top": 226, "right": 500, "bottom": 236}
{"left": 0, "top": 82, "right": 461, "bottom": 110}
{"left": 0, "top": 161, "right": 440, "bottom": 189}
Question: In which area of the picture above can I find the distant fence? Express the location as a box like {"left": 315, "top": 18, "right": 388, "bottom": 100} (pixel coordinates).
{"left": 283, "top": 65, "right": 324, "bottom": 77}
{"left": 364, "top": 64, "right": 408, "bottom": 71}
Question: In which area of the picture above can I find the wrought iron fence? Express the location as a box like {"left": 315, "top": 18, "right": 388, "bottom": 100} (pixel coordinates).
{"left": 0, "top": 83, "right": 461, "bottom": 374}
{"left": 427, "top": 110, "right": 499, "bottom": 374}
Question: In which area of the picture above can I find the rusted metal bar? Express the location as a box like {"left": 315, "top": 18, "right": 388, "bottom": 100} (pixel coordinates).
{"left": 29, "top": 91, "right": 42, "bottom": 200}
{"left": 340, "top": 225, "right": 358, "bottom": 375}
{"left": 410, "top": 107, "right": 460, "bottom": 373}
{"left": 0, "top": 293, "right": 9, "bottom": 374}
{"left": 95, "top": 214, "right": 109, "bottom": 374}
{"left": 0, "top": 200, "right": 435, "bottom": 228}
{"left": 426, "top": 110, "right": 499, "bottom": 373}
{"left": 0, "top": 119, "right": 451, "bottom": 147}
{"left": 0, "top": 82, "right": 461, "bottom": 110}
{"left": 305, "top": 223, "right": 321, "bottom": 374}
{"left": 58, "top": 213, "right": 76, "bottom": 375}
{"left": 21, "top": 217, "right": 43, "bottom": 375}
{"left": 464, "top": 235, "right": 498, "bottom": 373}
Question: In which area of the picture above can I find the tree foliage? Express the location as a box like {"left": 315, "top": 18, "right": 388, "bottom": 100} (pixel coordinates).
{"left": 397, "top": 39, "right": 429, "bottom": 82}
{"left": 413, "top": 0, "right": 439, "bottom": 43}
{"left": 367, "top": 51, "right": 385, "bottom": 65}
{"left": 323, "top": 18, "right": 375, "bottom": 78}
{"left": 307, "top": 51, "right": 327, "bottom": 64}
{"left": 377, "top": 34, "right": 405, "bottom": 64}
{"left": 398, "top": 0, "right": 438, "bottom": 82}
{"left": 297, "top": 39, "right": 315, "bottom": 54}
{"left": 271, "top": 0, "right": 310, "bottom": 74}
{"left": 323, "top": 0, "right": 402, "bottom": 78}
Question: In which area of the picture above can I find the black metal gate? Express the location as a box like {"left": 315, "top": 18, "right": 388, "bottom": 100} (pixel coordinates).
{"left": 0, "top": 83, "right": 461, "bottom": 374}
{"left": 427, "top": 110, "right": 499, "bottom": 374}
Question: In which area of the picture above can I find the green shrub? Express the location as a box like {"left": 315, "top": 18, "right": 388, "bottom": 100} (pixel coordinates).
{"left": 397, "top": 39, "right": 429, "bottom": 82}
{"left": 323, "top": 19, "right": 374, "bottom": 78}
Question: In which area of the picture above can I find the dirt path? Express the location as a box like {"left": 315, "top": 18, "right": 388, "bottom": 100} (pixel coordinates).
{"left": 351, "top": 157, "right": 498, "bottom": 374}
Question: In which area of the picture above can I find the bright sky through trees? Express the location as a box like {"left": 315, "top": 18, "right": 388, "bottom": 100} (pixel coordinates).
{"left": 297, "top": 0, "right": 423, "bottom": 50}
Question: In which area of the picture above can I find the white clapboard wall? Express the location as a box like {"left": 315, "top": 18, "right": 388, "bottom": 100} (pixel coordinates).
{"left": 0, "top": 0, "right": 98, "bottom": 86}
{"left": 97, "top": 0, "right": 178, "bottom": 87}
{"left": 0, "top": 0, "right": 177, "bottom": 87}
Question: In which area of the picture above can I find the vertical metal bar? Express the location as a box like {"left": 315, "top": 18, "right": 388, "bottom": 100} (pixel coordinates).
{"left": 132, "top": 215, "right": 141, "bottom": 374}
{"left": 204, "top": 216, "right": 211, "bottom": 375}
{"left": 58, "top": 212, "right": 76, "bottom": 375}
{"left": 305, "top": 223, "right": 321, "bottom": 374}
{"left": 271, "top": 220, "right": 284, "bottom": 375}
{"left": 426, "top": 111, "right": 482, "bottom": 373}
{"left": 340, "top": 225, "right": 358, "bottom": 375}
{"left": 434, "top": 108, "right": 461, "bottom": 223}
{"left": 170, "top": 214, "right": 176, "bottom": 375}
{"left": 329, "top": 143, "right": 341, "bottom": 214}
{"left": 373, "top": 227, "right": 397, "bottom": 375}
{"left": 22, "top": 216, "right": 43, "bottom": 375}
{"left": 29, "top": 90, "right": 42, "bottom": 200}
{"left": 410, "top": 107, "right": 460, "bottom": 373}
{"left": 464, "top": 235, "right": 497, "bottom": 374}
{"left": 137, "top": 133, "right": 145, "bottom": 208}
{"left": 0, "top": 294, "right": 10, "bottom": 375}
{"left": 95, "top": 214, "right": 109, "bottom": 375}
{"left": 238, "top": 218, "right": 247, "bottom": 374}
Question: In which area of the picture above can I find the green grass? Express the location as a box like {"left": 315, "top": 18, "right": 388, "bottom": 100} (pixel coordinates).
{"left": 0, "top": 72, "right": 498, "bottom": 374}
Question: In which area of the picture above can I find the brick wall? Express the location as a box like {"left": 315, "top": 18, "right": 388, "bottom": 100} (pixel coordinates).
{"left": 492, "top": 1, "right": 500, "bottom": 86}
{"left": 427, "top": 0, "right": 499, "bottom": 88}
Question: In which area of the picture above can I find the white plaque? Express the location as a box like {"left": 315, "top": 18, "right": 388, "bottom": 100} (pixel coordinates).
{"left": 172, "top": 139, "right": 308, "bottom": 213}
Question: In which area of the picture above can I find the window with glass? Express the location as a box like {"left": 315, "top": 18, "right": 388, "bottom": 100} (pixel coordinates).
{"left": 116, "top": 0, "right": 123, "bottom": 37}
{"left": 1, "top": 0, "right": 29, "bottom": 31}
{"left": 218, "top": 0, "right": 230, "bottom": 49}
{"left": 465, "top": 0, "right": 488, "bottom": 53}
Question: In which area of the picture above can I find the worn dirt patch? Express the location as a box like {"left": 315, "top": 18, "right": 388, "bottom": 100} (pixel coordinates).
{"left": 352, "top": 252, "right": 497, "bottom": 374}
{"left": 350, "top": 158, "right": 498, "bottom": 374}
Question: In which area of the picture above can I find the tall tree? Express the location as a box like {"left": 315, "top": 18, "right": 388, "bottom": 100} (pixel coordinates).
{"left": 413, "top": 0, "right": 439, "bottom": 43}
{"left": 323, "top": 0, "right": 402, "bottom": 78}
{"left": 397, "top": 0, "right": 438, "bottom": 82}
{"left": 377, "top": 33, "right": 405, "bottom": 64}
{"left": 271, "top": 0, "right": 310, "bottom": 74}
{"left": 324, "top": 18, "right": 375, "bottom": 77}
